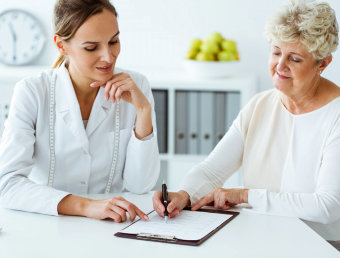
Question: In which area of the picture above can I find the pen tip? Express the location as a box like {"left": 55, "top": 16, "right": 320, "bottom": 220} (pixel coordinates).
{"left": 165, "top": 216, "right": 168, "bottom": 223}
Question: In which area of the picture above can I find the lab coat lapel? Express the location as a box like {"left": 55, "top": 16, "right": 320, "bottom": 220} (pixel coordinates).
{"left": 55, "top": 64, "right": 89, "bottom": 153}
{"left": 85, "top": 88, "right": 112, "bottom": 137}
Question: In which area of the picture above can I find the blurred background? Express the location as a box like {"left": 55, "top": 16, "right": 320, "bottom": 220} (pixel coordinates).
{"left": 0, "top": 0, "right": 339, "bottom": 88}
{"left": 0, "top": 0, "right": 339, "bottom": 189}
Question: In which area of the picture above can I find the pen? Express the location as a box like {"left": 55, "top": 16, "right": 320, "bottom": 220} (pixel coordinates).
{"left": 162, "top": 180, "right": 168, "bottom": 223}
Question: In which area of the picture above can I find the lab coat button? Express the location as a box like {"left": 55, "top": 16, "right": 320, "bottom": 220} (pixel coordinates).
{"left": 80, "top": 181, "right": 86, "bottom": 185}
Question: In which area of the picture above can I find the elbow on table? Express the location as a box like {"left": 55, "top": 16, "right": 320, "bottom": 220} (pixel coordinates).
{"left": 124, "top": 163, "right": 160, "bottom": 194}
{"left": 309, "top": 211, "right": 340, "bottom": 225}
{"left": 124, "top": 180, "right": 155, "bottom": 194}
{"left": 305, "top": 201, "right": 340, "bottom": 225}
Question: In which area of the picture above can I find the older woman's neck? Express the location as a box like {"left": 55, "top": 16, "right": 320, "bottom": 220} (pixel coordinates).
{"left": 280, "top": 77, "right": 324, "bottom": 114}
{"left": 280, "top": 77, "right": 340, "bottom": 115}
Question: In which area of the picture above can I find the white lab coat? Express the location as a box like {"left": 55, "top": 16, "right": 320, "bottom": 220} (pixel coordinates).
{"left": 0, "top": 63, "right": 160, "bottom": 216}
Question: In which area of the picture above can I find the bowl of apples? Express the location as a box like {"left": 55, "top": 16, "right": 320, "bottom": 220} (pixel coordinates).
{"left": 183, "top": 32, "right": 241, "bottom": 79}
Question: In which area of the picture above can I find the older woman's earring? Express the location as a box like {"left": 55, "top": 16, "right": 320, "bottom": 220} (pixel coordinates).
{"left": 319, "top": 70, "right": 322, "bottom": 75}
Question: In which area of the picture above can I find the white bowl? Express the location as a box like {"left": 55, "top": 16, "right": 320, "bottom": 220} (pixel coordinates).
{"left": 182, "top": 59, "right": 241, "bottom": 79}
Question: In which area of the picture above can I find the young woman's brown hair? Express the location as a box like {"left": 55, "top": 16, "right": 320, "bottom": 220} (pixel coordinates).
{"left": 52, "top": 0, "right": 118, "bottom": 68}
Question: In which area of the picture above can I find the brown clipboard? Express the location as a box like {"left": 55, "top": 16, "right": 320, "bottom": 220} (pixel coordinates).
{"left": 114, "top": 208, "right": 239, "bottom": 246}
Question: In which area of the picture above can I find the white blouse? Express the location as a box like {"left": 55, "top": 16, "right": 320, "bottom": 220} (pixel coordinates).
{"left": 181, "top": 89, "right": 340, "bottom": 240}
{"left": 0, "top": 63, "right": 160, "bottom": 216}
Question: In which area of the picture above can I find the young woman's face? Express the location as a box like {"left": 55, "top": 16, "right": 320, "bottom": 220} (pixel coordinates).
{"left": 64, "top": 9, "right": 120, "bottom": 83}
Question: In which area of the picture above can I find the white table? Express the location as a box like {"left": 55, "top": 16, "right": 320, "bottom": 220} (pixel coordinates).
{"left": 0, "top": 192, "right": 339, "bottom": 258}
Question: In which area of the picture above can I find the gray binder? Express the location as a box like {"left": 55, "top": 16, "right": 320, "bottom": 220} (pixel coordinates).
{"left": 152, "top": 90, "right": 168, "bottom": 153}
{"left": 214, "top": 92, "right": 226, "bottom": 146}
{"left": 226, "top": 92, "right": 241, "bottom": 130}
{"left": 187, "top": 91, "right": 199, "bottom": 154}
{"left": 175, "top": 91, "right": 188, "bottom": 154}
{"left": 199, "top": 92, "right": 214, "bottom": 154}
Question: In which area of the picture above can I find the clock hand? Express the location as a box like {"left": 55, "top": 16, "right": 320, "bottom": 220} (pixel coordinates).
{"left": 8, "top": 22, "right": 17, "bottom": 62}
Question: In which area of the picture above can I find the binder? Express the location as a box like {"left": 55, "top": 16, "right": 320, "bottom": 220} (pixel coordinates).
{"left": 214, "top": 92, "right": 226, "bottom": 146}
{"left": 199, "top": 92, "right": 214, "bottom": 154}
{"left": 152, "top": 89, "right": 168, "bottom": 153}
{"left": 115, "top": 208, "right": 239, "bottom": 246}
{"left": 226, "top": 92, "right": 240, "bottom": 130}
{"left": 187, "top": 91, "right": 199, "bottom": 154}
{"left": 175, "top": 91, "right": 188, "bottom": 154}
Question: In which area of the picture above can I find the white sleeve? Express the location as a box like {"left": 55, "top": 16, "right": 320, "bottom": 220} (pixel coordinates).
{"left": 0, "top": 80, "right": 69, "bottom": 216}
{"left": 248, "top": 118, "right": 340, "bottom": 224}
{"left": 180, "top": 117, "right": 244, "bottom": 203}
{"left": 123, "top": 76, "right": 160, "bottom": 194}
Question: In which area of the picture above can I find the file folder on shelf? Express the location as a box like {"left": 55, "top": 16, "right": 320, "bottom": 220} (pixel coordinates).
{"left": 226, "top": 92, "right": 241, "bottom": 130}
{"left": 214, "top": 92, "right": 226, "bottom": 146}
{"left": 188, "top": 91, "right": 199, "bottom": 154}
{"left": 175, "top": 91, "right": 188, "bottom": 154}
{"left": 199, "top": 92, "right": 214, "bottom": 154}
{"left": 152, "top": 89, "right": 168, "bottom": 153}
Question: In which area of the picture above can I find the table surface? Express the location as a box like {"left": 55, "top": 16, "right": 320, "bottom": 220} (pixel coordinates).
{"left": 0, "top": 192, "right": 339, "bottom": 258}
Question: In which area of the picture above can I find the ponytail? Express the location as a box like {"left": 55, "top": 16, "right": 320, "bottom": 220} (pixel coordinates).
{"left": 51, "top": 54, "right": 67, "bottom": 69}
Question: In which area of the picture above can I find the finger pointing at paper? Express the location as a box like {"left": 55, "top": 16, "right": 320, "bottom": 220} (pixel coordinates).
{"left": 191, "top": 188, "right": 249, "bottom": 211}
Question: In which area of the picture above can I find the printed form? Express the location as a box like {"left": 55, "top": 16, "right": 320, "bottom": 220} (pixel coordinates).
{"left": 119, "top": 210, "right": 233, "bottom": 240}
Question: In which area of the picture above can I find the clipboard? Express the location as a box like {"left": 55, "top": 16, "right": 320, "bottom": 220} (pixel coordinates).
{"left": 114, "top": 208, "right": 239, "bottom": 246}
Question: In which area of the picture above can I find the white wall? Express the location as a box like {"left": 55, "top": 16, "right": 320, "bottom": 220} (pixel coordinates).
{"left": 0, "top": 0, "right": 339, "bottom": 91}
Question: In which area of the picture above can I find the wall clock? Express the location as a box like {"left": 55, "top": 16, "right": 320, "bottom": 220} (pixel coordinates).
{"left": 0, "top": 9, "right": 46, "bottom": 65}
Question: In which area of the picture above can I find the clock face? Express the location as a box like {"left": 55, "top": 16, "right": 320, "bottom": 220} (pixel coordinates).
{"left": 0, "top": 9, "right": 46, "bottom": 65}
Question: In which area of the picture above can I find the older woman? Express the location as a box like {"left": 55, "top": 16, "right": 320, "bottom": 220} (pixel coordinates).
{"left": 153, "top": 0, "right": 340, "bottom": 245}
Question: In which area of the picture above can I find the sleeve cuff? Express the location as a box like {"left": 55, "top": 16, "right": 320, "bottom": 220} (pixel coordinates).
{"left": 50, "top": 191, "right": 71, "bottom": 216}
{"left": 248, "top": 189, "right": 268, "bottom": 212}
{"left": 132, "top": 127, "right": 155, "bottom": 142}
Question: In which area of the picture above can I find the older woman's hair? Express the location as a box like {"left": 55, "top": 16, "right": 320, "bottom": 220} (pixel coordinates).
{"left": 52, "top": 0, "right": 118, "bottom": 68}
{"left": 265, "top": 0, "right": 339, "bottom": 61}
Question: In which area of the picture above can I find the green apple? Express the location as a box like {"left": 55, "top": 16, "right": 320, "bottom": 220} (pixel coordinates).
{"left": 190, "top": 39, "right": 202, "bottom": 51}
{"left": 208, "top": 32, "right": 223, "bottom": 44}
{"left": 186, "top": 49, "right": 198, "bottom": 60}
{"left": 200, "top": 40, "right": 219, "bottom": 54}
{"left": 217, "top": 51, "right": 236, "bottom": 61}
{"left": 196, "top": 52, "right": 215, "bottom": 61}
{"left": 221, "top": 39, "right": 237, "bottom": 53}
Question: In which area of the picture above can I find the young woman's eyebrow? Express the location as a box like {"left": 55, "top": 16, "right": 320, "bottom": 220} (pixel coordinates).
{"left": 81, "top": 31, "right": 120, "bottom": 45}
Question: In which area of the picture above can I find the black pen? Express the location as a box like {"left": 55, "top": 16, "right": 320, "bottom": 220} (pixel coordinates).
{"left": 162, "top": 180, "right": 168, "bottom": 223}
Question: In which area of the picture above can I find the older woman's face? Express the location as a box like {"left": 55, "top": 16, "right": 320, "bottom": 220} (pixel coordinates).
{"left": 63, "top": 9, "right": 120, "bottom": 83}
{"left": 269, "top": 42, "right": 320, "bottom": 96}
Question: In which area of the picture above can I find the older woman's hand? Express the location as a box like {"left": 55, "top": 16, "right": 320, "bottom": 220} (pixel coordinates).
{"left": 191, "top": 188, "right": 248, "bottom": 211}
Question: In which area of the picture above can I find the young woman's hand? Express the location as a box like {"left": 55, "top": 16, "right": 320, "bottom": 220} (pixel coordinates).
{"left": 152, "top": 190, "right": 190, "bottom": 219}
{"left": 191, "top": 188, "right": 248, "bottom": 211}
{"left": 84, "top": 196, "right": 149, "bottom": 222}
{"left": 90, "top": 73, "right": 150, "bottom": 111}
{"left": 90, "top": 72, "right": 153, "bottom": 139}
{"left": 58, "top": 195, "right": 148, "bottom": 222}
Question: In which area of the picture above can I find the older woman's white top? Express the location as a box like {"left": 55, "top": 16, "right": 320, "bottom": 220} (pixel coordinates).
{"left": 0, "top": 63, "right": 160, "bottom": 216}
{"left": 181, "top": 89, "right": 340, "bottom": 240}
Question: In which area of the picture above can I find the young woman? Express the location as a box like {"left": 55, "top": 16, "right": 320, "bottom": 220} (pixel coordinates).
{"left": 0, "top": 0, "right": 160, "bottom": 223}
